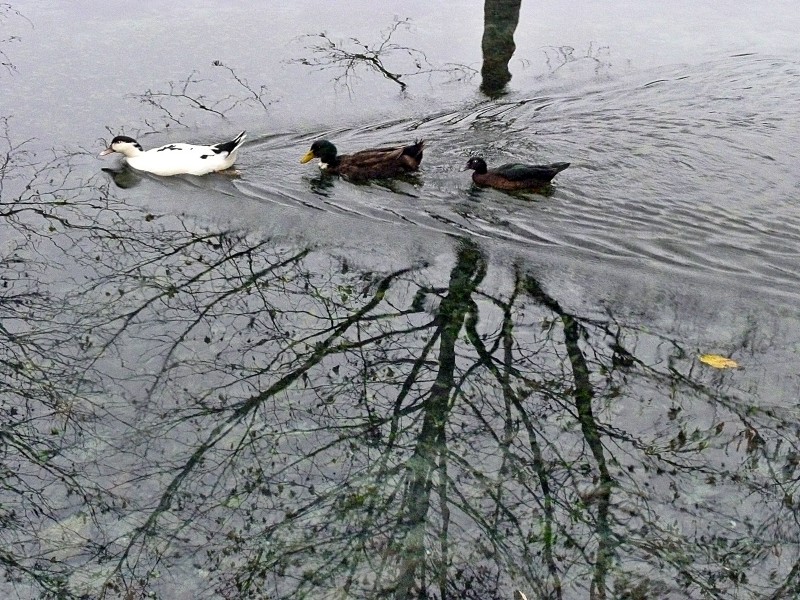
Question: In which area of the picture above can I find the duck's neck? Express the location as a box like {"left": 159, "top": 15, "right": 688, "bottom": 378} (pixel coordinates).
{"left": 319, "top": 155, "right": 340, "bottom": 169}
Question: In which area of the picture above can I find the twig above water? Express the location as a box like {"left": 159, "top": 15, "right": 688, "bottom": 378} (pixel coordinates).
{"left": 129, "top": 64, "right": 272, "bottom": 128}
{"left": 0, "top": 3, "right": 33, "bottom": 76}
{"left": 291, "top": 18, "right": 476, "bottom": 95}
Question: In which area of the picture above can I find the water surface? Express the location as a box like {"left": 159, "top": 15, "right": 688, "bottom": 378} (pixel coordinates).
{"left": 2, "top": 2, "right": 800, "bottom": 599}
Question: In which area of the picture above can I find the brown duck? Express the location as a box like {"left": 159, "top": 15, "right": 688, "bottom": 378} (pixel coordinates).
{"left": 300, "top": 139, "right": 424, "bottom": 180}
{"left": 463, "top": 157, "right": 569, "bottom": 191}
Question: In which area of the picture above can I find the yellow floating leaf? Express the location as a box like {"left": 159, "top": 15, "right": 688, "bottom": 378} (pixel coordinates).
{"left": 699, "top": 354, "right": 739, "bottom": 369}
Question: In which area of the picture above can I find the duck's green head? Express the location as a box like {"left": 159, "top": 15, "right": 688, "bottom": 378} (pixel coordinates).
{"left": 300, "top": 140, "right": 338, "bottom": 165}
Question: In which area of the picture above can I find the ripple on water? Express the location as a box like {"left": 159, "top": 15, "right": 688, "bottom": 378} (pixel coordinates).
{"left": 236, "top": 54, "right": 799, "bottom": 300}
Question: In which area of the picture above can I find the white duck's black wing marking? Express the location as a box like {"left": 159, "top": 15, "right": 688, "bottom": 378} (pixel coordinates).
{"left": 211, "top": 131, "right": 247, "bottom": 156}
{"left": 156, "top": 144, "right": 185, "bottom": 152}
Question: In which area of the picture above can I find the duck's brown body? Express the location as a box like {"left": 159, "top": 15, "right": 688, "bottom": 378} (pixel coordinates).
{"left": 301, "top": 140, "right": 424, "bottom": 180}
{"left": 337, "top": 143, "right": 424, "bottom": 179}
{"left": 465, "top": 157, "right": 569, "bottom": 191}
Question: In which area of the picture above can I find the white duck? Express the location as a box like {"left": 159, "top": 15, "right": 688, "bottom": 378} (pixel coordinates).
{"left": 99, "top": 131, "right": 246, "bottom": 176}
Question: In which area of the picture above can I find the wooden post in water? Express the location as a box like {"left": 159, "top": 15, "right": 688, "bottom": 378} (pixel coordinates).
{"left": 481, "top": 0, "right": 522, "bottom": 96}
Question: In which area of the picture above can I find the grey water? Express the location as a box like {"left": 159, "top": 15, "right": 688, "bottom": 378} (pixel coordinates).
{"left": 2, "top": 2, "right": 800, "bottom": 599}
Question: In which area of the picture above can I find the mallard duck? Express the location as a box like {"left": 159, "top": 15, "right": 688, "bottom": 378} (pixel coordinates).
{"left": 463, "top": 157, "right": 569, "bottom": 191}
{"left": 99, "top": 131, "right": 246, "bottom": 176}
{"left": 300, "top": 139, "right": 424, "bottom": 180}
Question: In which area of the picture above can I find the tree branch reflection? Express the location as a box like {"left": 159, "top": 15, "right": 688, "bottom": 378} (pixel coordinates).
{"left": 1, "top": 135, "right": 800, "bottom": 599}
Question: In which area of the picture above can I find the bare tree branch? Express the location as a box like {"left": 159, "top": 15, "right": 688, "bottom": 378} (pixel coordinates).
{"left": 291, "top": 18, "right": 476, "bottom": 95}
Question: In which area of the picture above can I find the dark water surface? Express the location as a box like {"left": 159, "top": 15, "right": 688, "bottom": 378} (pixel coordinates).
{"left": 2, "top": 2, "right": 800, "bottom": 599}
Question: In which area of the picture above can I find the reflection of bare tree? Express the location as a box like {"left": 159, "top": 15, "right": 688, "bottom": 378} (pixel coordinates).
{"left": 292, "top": 18, "right": 476, "bottom": 94}
{"left": 0, "top": 123, "right": 122, "bottom": 599}
{"left": 2, "top": 136, "right": 800, "bottom": 598}
{"left": 65, "top": 229, "right": 800, "bottom": 598}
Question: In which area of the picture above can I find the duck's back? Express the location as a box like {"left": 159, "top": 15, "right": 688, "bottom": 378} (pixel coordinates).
{"left": 337, "top": 141, "right": 424, "bottom": 179}
{"left": 492, "top": 162, "right": 570, "bottom": 182}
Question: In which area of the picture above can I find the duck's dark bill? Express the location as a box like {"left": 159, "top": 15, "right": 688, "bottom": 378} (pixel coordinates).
{"left": 99, "top": 148, "right": 114, "bottom": 157}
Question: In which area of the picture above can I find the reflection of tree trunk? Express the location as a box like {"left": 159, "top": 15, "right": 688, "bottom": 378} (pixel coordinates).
{"left": 562, "top": 313, "right": 612, "bottom": 600}
{"left": 393, "top": 241, "right": 486, "bottom": 600}
{"left": 481, "top": 0, "right": 522, "bottom": 97}
{"left": 523, "top": 276, "right": 613, "bottom": 600}
{"left": 467, "top": 271, "right": 564, "bottom": 598}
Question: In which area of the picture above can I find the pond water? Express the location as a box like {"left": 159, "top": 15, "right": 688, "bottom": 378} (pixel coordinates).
{"left": 2, "top": 2, "right": 800, "bottom": 599}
